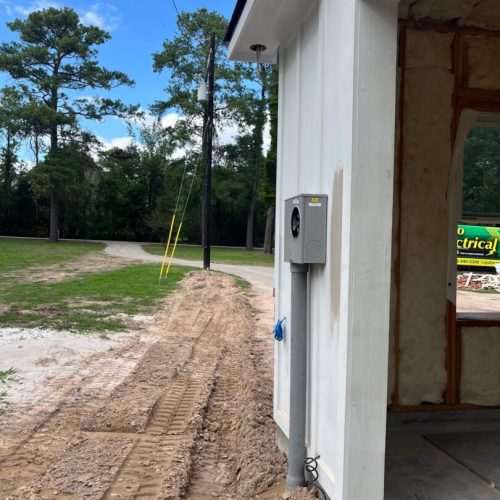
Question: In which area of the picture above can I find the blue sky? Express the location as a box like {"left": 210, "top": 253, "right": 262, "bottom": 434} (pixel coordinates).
{"left": 0, "top": 0, "right": 237, "bottom": 152}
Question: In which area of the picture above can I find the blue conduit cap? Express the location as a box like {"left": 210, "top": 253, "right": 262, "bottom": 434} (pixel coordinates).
{"left": 273, "top": 317, "right": 286, "bottom": 342}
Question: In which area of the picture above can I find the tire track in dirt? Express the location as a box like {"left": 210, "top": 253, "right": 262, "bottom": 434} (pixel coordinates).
{"left": 0, "top": 343, "right": 151, "bottom": 496}
{"left": 0, "top": 272, "right": 286, "bottom": 499}
{"left": 102, "top": 308, "right": 225, "bottom": 499}
{"left": 184, "top": 287, "right": 286, "bottom": 499}
{"left": 0, "top": 274, "right": 196, "bottom": 498}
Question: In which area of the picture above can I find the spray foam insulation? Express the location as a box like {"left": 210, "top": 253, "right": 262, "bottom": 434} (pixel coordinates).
{"left": 459, "top": 0, "right": 500, "bottom": 30}
{"left": 461, "top": 328, "right": 500, "bottom": 406}
{"left": 404, "top": 0, "right": 500, "bottom": 30}
{"left": 466, "top": 37, "right": 500, "bottom": 90}
{"left": 397, "top": 30, "right": 454, "bottom": 406}
{"left": 393, "top": 3, "right": 500, "bottom": 407}
{"left": 409, "top": 0, "right": 476, "bottom": 22}
{"left": 398, "top": 0, "right": 411, "bottom": 19}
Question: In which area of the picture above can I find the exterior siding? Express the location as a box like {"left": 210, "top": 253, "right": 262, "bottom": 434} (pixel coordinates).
{"left": 274, "top": 1, "right": 398, "bottom": 497}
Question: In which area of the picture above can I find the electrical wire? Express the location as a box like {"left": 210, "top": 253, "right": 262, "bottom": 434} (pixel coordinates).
{"left": 304, "top": 456, "right": 328, "bottom": 500}
{"left": 170, "top": 0, "right": 204, "bottom": 46}
{"left": 179, "top": 117, "right": 210, "bottom": 223}
{"left": 173, "top": 155, "right": 188, "bottom": 216}
{"left": 170, "top": 0, "right": 181, "bottom": 18}
{"left": 159, "top": 117, "right": 209, "bottom": 282}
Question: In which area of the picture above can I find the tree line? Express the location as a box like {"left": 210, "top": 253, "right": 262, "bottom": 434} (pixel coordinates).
{"left": 0, "top": 7, "right": 277, "bottom": 251}
{"left": 463, "top": 126, "right": 500, "bottom": 217}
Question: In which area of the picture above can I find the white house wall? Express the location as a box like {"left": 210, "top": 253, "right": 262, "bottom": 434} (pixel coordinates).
{"left": 274, "top": 0, "right": 398, "bottom": 498}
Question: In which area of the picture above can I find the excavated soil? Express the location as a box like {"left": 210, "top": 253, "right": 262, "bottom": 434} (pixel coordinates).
{"left": 0, "top": 271, "right": 298, "bottom": 499}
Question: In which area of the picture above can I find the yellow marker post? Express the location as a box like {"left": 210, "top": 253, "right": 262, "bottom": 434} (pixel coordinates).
{"left": 159, "top": 214, "right": 176, "bottom": 281}
{"left": 166, "top": 222, "right": 183, "bottom": 278}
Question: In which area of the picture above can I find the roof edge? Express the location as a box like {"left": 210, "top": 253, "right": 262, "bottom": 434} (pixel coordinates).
{"left": 224, "top": 0, "right": 247, "bottom": 43}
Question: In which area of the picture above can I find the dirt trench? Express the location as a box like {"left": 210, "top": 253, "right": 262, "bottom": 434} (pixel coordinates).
{"left": 0, "top": 272, "right": 289, "bottom": 499}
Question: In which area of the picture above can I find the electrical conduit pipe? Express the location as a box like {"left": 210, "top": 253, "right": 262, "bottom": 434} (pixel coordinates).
{"left": 286, "top": 262, "right": 309, "bottom": 490}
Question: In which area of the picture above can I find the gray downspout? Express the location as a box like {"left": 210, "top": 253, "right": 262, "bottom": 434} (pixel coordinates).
{"left": 286, "top": 262, "right": 309, "bottom": 489}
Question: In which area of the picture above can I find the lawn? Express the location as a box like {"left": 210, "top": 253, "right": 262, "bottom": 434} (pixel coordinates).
{"left": 144, "top": 244, "right": 274, "bottom": 267}
{"left": 0, "top": 264, "right": 192, "bottom": 333}
{"left": 0, "top": 239, "right": 104, "bottom": 274}
{"left": 0, "top": 368, "right": 16, "bottom": 416}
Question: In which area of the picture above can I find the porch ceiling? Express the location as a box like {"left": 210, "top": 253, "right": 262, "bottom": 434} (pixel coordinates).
{"left": 224, "top": 0, "right": 313, "bottom": 63}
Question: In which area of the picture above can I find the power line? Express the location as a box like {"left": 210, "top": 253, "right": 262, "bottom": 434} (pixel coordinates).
{"left": 170, "top": 0, "right": 204, "bottom": 46}
{"left": 170, "top": 0, "right": 181, "bottom": 18}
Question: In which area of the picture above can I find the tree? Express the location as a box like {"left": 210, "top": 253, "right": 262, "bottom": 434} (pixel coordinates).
{"left": 262, "top": 66, "right": 278, "bottom": 254}
{"left": 243, "top": 65, "right": 270, "bottom": 250}
{"left": 153, "top": 9, "right": 271, "bottom": 249}
{"left": 0, "top": 87, "right": 28, "bottom": 232}
{"left": 463, "top": 126, "right": 500, "bottom": 215}
{"left": 0, "top": 7, "right": 137, "bottom": 241}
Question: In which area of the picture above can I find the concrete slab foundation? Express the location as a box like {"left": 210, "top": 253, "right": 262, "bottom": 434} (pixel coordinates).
{"left": 386, "top": 411, "right": 500, "bottom": 499}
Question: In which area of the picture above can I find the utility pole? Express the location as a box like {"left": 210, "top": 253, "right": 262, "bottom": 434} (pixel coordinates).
{"left": 202, "top": 32, "right": 215, "bottom": 270}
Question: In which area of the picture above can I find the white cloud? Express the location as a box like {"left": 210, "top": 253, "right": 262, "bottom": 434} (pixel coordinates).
{"left": 128, "top": 109, "right": 181, "bottom": 129}
{"left": 216, "top": 121, "right": 239, "bottom": 147}
{"left": 2, "top": 1, "right": 121, "bottom": 32}
{"left": 215, "top": 115, "right": 271, "bottom": 153}
{"left": 96, "top": 110, "right": 270, "bottom": 160}
{"left": 161, "top": 112, "right": 180, "bottom": 129}
{"left": 9, "top": 0, "right": 61, "bottom": 16}
{"left": 97, "top": 135, "right": 135, "bottom": 151}
{"left": 79, "top": 3, "right": 121, "bottom": 31}
{"left": 263, "top": 113, "right": 271, "bottom": 153}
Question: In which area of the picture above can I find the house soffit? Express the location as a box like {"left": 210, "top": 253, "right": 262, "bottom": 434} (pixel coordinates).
{"left": 225, "top": 0, "right": 315, "bottom": 63}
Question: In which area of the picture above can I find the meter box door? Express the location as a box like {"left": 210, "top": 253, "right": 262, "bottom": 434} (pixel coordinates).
{"left": 284, "top": 194, "right": 328, "bottom": 264}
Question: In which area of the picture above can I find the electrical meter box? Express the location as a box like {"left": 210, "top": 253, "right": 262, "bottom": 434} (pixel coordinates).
{"left": 284, "top": 194, "right": 328, "bottom": 264}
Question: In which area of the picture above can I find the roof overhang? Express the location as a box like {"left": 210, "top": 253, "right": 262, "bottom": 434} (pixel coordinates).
{"left": 224, "top": 0, "right": 315, "bottom": 63}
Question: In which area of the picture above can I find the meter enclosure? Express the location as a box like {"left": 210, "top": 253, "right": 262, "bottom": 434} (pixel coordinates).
{"left": 284, "top": 194, "right": 327, "bottom": 264}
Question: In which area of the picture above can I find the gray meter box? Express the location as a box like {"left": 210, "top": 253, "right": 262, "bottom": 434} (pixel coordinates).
{"left": 284, "top": 194, "right": 328, "bottom": 264}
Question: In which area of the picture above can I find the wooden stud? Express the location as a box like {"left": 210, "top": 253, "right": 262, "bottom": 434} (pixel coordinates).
{"left": 391, "top": 25, "right": 407, "bottom": 408}
{"left": 389, "top": 402, "right": 500, "bottom": 413}
{"left": 399, "top": 18, "right": 500, "bottom": 37}
{"left": 457, "top": 319, "right": 500, "bottom": 328}
{"left": 392, "top": 19, "right": 500, "bottom": 413}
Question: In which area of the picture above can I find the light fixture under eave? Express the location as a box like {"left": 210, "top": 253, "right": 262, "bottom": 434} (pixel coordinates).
{"left": 250, "top": 44, "right": 267, "bottom": 76}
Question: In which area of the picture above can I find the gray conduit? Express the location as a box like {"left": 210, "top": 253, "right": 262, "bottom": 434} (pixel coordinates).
{"left": 286, "top": 262, "right": 309, "bottom": 490}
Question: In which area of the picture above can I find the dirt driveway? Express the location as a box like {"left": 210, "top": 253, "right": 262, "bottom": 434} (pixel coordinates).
{"left": 104, "top": 241, "right": 274, "bottom": 298}
{"left": 0, "top": 245, "right": 290, "bottom": 498}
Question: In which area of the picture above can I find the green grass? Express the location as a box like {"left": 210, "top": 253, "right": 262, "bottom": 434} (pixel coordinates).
{"left": 0, "top": 368, "right": 16, "bottom": 416}
{"left": 0, "top": 239, "right": 104, "bottom": 274}
{"left": 0, "top": 368, "right": 16, "bottom": 383}
{"left": 144, "top": 244, "right": 274, "bottom": 267}
{"left": 234, "top": 277, "right": 251, "bottom": 289}
{"left": 0, "top": 264, "right": 192, "bottom": 333}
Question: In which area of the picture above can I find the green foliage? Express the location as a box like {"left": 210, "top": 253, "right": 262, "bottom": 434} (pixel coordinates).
{"left": 153, "top": 9, "right": 245, "bottom": 119}
{"left": 261, "top": 67, "right": 278, "bottom": 208}
{"left": 143, "top": 244, "right": 274, "bottom": 267}
{"left": 0, "top": 87, "right": 29, "bottom": 232}
{"left": 0, "top": 7, "right": 138, "bottom": 240}
{"left": 0, "top": 263, "right": 192, "bottom": 332}
{"left": 0, "top": 7, "right": 278, "bottom": 249}
{"left": 234, "top": 277, "right": 251, "bottom": 289}
{"left": 152, "top": 9, "right": 273, "bottom": 249}
{"left": 463, "top": 126, "right": 500, "bottom": 215}
{"left": 0, "top": 368, "right": 16, "bottom": 383}
{"left": 0, "top": 7, "right": 136, "bottom": 122}
{"left": 0, "top": 368, "right": 16, "bottom": 416}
